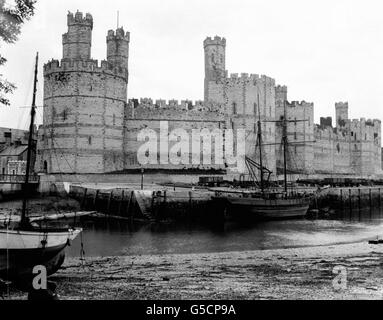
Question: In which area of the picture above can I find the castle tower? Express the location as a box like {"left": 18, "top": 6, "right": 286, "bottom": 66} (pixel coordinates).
{"left": 204, "top": 36, "right": 226, "bottom": 103}
{"left": 37, "top": 11, "right": 129, "bottom": 174}
{"left": 107, "top": 28, "right": 130, "bottom": 71}
{"left": 275, "top": 85, "right": 288, "bottom": 107}
{"left": 335, "top": 102, "right": 348, "bottom": 127}
{"left": 62, "top": 11, "right": 93, "bottom": 60}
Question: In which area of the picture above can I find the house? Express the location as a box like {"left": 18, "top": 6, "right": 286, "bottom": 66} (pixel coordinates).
{"left": 0, "top": 142, "right": 29, "bottom": 175}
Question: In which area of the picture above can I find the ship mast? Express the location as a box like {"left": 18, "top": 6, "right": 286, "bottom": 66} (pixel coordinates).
{"left": 257, "top": 94, "right": 264, "bottom": 194}
{"left": 20, "top": 52, "right": 38, "bottom": 228}
{"left": 282, "top": 100, "right": 288, "bottom": 197}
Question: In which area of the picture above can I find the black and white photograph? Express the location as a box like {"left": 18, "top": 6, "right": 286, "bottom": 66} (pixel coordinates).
{"left": 1, "top": 0, "right": 383, "bottom": 307}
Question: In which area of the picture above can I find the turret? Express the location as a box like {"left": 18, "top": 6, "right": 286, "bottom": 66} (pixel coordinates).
{"left": 204, "top": 36, "right": 226, "bottom": 101}
{"left": 335, "top": 102, "right": 349, "bottom": 127}
{"left": 62, "top": 11, "right": 93, "bottom": 60}
{"left": 204, "top": 36, "right": 226, "bottom": 82}
{"left": 275, "top": 85, "right": 288, "bottom": 105}
{"left": 107, "top": 27, "right": 130, "bottom": 71}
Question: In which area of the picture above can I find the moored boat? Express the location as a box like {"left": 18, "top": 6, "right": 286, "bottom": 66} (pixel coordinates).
{"left": 212, "top": 191, "right": 311, "bottom": 220}
{"left": 0, "top": 227, "right": 81, "bottom": 281}
{"left": 0, "top": 53, "right": 82, "bottom": 286}
{"left": 212, "top": 95, "right": 314, "bottom": 220}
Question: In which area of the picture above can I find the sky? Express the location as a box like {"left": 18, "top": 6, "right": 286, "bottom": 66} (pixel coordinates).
{"left": 1, "top": 0, "right": 383, "bottom": 130}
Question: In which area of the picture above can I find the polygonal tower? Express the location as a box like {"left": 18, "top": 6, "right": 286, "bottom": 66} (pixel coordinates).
{"left": 107, "top": 28, "right": 130, "bottom": 71}
{"left": 37, "top": 11, "right": 129, "bottom": 174}
{"left": 203, "top": 36, "right": 226, "bottom": 103}
{"left": 62, "top": 10, "right": 93, "bottom": 60}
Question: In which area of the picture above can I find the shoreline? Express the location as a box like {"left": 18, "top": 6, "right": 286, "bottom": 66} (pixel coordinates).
{"left": 6, "top": 241, "right": 383, "bottom": 300}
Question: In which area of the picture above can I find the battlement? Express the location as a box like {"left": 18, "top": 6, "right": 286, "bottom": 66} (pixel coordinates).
{"left": 127, "top": 98, "right": 222, "bottom": 113}
{"left": 275, "top": 85, "right": 287, "bottom": 91}
{"left": 335, "top": 102, "right": 349, "bottom": 109}
{"left": 203, "top": 36, "right": 226, "bottom": 48}
{"left": 286, "top": 100, "right": 314, "bottom": 108}
{"left": 107, "top": 28, "right": 130, "bottom": 42}
{"left": 67, "top": 11, "right": 93, "bottom": 29}
{"left": 225, "top": 73, "right": 275, "bottom": 86}
{"left": 43, "top": 59, "right": 128, "bottom": 79}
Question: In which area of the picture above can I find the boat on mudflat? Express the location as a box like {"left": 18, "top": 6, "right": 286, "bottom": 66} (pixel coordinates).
{"left": 0, "top": 53, "right": 82, "bottom": 285}
{"left": 0, "top": 227, "right": 81, "bottom": 281}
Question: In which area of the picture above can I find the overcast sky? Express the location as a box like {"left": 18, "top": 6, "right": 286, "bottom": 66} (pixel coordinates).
{"left": 1, "top": 0, "right": 383, "bottom": 129}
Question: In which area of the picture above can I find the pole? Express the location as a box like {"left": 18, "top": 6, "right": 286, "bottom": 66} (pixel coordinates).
{"left": 20, "top": 52, "right": 39, "bottom": 227}
{"left": 81, "top": 188, "right": 88, "bottom": 209}
{"left": 257, "top": 94, "right": 264, "bottom": 195}
{"left": 283, "top": 100, "right": 288, "bottom": 197}
{"left": 141, "top": 167, "right": 144, "bottom": 190}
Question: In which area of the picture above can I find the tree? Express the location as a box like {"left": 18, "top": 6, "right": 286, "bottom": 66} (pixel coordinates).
{"left": 0, "top": 0, "right": 36, "bottom": 106}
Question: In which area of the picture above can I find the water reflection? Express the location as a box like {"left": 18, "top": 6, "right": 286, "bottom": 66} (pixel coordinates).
{"left": 66, "top": 207, "right": 383, "bottom": 257}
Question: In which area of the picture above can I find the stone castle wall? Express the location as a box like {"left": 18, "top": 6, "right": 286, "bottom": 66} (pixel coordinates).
{"left": 36, "top": 12, "right": 382, "bottom": 179}
{"left": 37, "top": 11, "right": 129, "bottom": 174}
{"left": 275, "top": 90, "right": 315, "bottom": 175}
{"left": 124, "top": 99, "right": 226, "bottom": 170}
{"left": 312, "top": 111, "right": 381, "bottom": 177}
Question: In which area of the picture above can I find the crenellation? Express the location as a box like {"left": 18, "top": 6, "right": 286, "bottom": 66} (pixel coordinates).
{"left": 203, "top": 36, "right": 226, "bottom": 47}
{"left": 106, "top": 28, "right": 130, "bottom": 42}
{"left": 43, "top": 58, "right": 128, "bottom": 80}
{"left": 67, "top": 11, "right": 93, "bottom": 27}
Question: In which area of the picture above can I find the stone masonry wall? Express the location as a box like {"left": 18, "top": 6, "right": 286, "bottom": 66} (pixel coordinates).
{"left": 37, "top": 11, "right": 129, "bottom": 174}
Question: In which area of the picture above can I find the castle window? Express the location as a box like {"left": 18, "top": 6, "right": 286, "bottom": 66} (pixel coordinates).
{"left": 89, "top": 84, "right": 93, "bottom": 91}
{"left": 294, "top": 146, "right": 297, "bottom": 154}
{"left": 113, "top": 114, "right": 116, "bottom": 126}
{"left": 232, "top": 102, "right": 237, "bottom": 115}
{"left": 88, "top": 136, "right": 92, "bottom": 145}
{"left": 294, "top": 132, "right": 297, "bottom": 140}
{"left": 62, "top": 109, "right": 67, "bottom": 121}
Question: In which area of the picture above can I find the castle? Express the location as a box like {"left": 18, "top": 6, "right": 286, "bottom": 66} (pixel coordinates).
{"left": 36, "top": 11, "right": 382, "bottom": 180}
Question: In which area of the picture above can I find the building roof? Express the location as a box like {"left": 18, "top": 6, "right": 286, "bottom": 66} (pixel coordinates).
{"left": 0, "top": 144, "right": 28, "bottom": 156}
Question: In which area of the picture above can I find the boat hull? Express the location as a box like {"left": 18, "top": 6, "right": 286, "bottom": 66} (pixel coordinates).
{"left": 213, "top": 196, "right": 311, "bottom": 220}
{"left": 0, "top": 228, "right": 81, "bottom": 284}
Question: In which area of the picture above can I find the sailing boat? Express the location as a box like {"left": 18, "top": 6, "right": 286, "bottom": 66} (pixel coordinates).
{"left": 0, "top": 53, "right": 81, "bottom": 282}
{"left": 212, "top": 96, "right": 312, "bottom": 220}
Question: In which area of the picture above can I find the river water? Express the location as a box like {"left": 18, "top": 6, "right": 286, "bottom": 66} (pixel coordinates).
{"left": 66, "top": 207, "right": 383, "bottom": 257}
